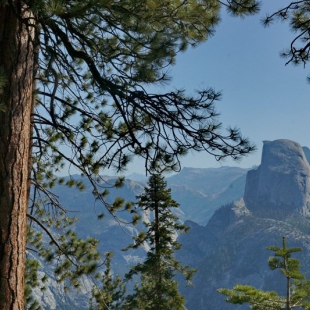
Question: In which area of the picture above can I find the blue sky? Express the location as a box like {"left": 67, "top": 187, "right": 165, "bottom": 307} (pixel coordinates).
{"left": 128, "top": 1, "right": 310, "bottom": 175}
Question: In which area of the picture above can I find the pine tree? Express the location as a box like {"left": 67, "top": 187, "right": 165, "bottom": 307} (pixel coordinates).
{"left": 90, "top": 252, "right": 126, "bottom": 310}
{"left": 263, "top": 1, "right": 310, "bottom": 70}
{"left": 218, "top": 237, "right": 310, "bottom": 309}
{"left": 0, "top": 1, "right": 259, "bottom": 308}
{"left": 124, "top": 174, "right": 195, "bottom": 310}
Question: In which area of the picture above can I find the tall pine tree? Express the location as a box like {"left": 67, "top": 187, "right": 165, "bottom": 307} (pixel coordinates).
{"left": 0, "top": 1, "right": 259, "bottom": 308}
{"left": 124, "top": 174, "right": 195, "bottom": 310}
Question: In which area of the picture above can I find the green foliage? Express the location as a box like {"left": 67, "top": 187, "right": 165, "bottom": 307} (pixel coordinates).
{"left": 31, "top": 0, "right": 256, "bottom": 184}
{"left": 124, "top": 174, "right": 195, "bottom": 310}
{"left": 262, "top": 1, "right": 310, "bottom": 70}
{"left": 25, "top": 257, "right": 44, "bottom": 310}
{"left": 27, "top": 203, "right": 102, "bottom": 294}
{"left": 20, "top": 0, "right": 260, "bottom": 307}
{"left": 224, "top": 0, "right": 260, "bottom": 17}
{"left": 90, "top": 252, "right": 126, "bottom": 310}
{"left": 218, "top": 237, "right": 310, "bottom": 309}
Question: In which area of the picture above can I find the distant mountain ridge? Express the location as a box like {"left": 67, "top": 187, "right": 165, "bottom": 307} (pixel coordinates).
{"left": 179, "top": 139, "right": 310, "bottom": 309}
{"left": 167, "top": 166, "right": 247, "bottom": 195}
{"left": 31, "top": 139, "right": 310, "bottom": 309}
{"left": 30, "top": 166, "right": 249, "bottom": 308}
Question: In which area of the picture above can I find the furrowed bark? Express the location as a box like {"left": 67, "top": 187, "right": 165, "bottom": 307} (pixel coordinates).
{"left": 0, "top": 2, "right": 35, "bottom": 309}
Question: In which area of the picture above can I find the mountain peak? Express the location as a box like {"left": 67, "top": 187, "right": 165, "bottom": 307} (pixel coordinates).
{"left": 244, "top": 139, "right": 310, "bottom": 218}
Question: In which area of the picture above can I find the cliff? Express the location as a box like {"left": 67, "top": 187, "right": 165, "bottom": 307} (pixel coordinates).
{"left": 244, "top": 139, "right": 310, "bottom": 218}
{"left": 179, "top": 139, "right": 310, "bottom": 309}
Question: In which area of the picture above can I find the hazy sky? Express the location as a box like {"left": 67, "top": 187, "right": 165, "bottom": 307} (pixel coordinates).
{"left": 128, "top": 0, "right": 310, "bottom": 175}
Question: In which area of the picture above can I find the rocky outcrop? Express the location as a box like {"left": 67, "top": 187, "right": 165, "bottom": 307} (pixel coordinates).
{"left": 244, "top": 139, "right": 310, "bottom": 218}
{"left": 31, "top": 140, "right": 310, "bottom": 309}
{"left": 178, "top": 139, "right": 310, "bottom": 309}
{"left": 179, "top": 213, "right": 310, "bottom": 310}
{"left": 168, "top": 167, "right": 248, "bottom": 225}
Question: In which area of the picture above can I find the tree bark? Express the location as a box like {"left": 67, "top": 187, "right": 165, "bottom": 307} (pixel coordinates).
{"left": 0, "top": 2, "right": 35, "bottom": 309}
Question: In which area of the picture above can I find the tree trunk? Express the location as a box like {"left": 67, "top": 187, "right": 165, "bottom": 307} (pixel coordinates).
{"left": 0, "top": 2, "right": 35, "bottom": 309}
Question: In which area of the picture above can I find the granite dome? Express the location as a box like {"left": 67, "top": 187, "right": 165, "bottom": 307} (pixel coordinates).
{"left": 244, "top": 139, "right": 310, "bottom": 217}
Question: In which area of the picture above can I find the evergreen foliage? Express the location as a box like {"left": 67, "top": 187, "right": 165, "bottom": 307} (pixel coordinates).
{"left": 31, "top": 0, "right": 257, "bottom": 185}
{"left": 0, "top": 0, "right": 261, "bottom": 307}
{"left": 123, "top": 174, "right": 195, "bottom": 310}
{"left": 218, "top": 237, "right": 310, "bottom": 309}
{"left": 25, "top": 257, "right": 45, "bottom": 310}
{"left": 23, "top": 0, "right": 259, "bottom": 305}
{"left": 263, "top": 1, "right": 310, "bottom": 70}
{"left": 90, "top": 252, "right": 126, "bottom": 310}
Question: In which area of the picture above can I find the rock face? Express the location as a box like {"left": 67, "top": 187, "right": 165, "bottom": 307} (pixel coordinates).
{"left": 177, "top": 139, "right": 310, "bottom": 309}
{"left": 168, "top": 166, "right": 248, "bottom": 224}
{"left": 179, "top": 210, "right": 310, "bottom": 310}
{"left": 244, "top": 139, "right": 310, "bottom": 218}
{"left": 32, "top": 139, "right": 310, "bottom": 309}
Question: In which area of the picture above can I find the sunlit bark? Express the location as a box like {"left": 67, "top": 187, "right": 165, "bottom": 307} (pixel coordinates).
{"left": 0, "top": 2, "right": 35, "bottom": 309}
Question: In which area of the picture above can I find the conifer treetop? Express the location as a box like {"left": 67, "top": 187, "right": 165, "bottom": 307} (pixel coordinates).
{"left": 218, "top": 237, "right": 310, "bottom": 310}
{"left": 124, "top": 173, "right": 195, "bottom": 310}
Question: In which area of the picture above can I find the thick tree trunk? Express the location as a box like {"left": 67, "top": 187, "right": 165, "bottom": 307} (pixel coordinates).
{"left": 0, "top": 3, "right": 35, "bottom": 309}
